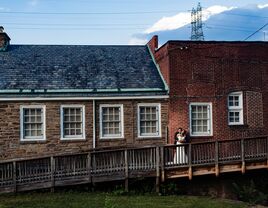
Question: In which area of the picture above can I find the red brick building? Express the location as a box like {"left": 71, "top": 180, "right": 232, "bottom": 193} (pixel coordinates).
{"left": 148, "top": 36, "right": 268, "bottom": 143}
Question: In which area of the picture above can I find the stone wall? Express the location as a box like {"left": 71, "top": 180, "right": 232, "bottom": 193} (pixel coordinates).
{"left": 0, "top": 99, "right": 168, "bottom": 160}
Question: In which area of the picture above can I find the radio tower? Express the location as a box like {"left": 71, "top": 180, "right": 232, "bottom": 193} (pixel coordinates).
{"left": 191, "top": 2, "right": 204, "bottom": 41}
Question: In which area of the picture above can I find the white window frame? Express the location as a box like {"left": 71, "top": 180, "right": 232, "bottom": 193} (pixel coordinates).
{"left": 228, "top": 92, "right": 244, "bottom": 125}
{"left": 189, "top": 102, "right": 213, "bottom": 137}
{"left": 20, "top": 105, "right": 46, "bottom": 141}
{"left": 99, "top": 104, "right": 124, "bottom": 139}
{"left": 137, "top": 103, "right": 161, "bottom": 138}
{"left": 60, "top": 105, "right": 86, "bottom": 140}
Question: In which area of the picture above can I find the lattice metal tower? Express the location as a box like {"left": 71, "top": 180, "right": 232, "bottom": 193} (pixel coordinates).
{"left": 191, "top": 2, "right": 204, "bottom": 41}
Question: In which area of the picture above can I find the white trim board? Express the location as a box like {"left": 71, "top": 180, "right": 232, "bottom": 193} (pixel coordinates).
{"left": 20, "top": 105, "right": 46, "bottom": 141}
{"left": 0, "top": 95, "right": 169, "bottom": 101}
{"left": 99, "top": 104, "right": 124, "bottom": 139}
{"left": 137, "top": 103, "right": 162, "bottom": 138}
{"left": 60, "top": 105, "right": 86, "bottom": 141}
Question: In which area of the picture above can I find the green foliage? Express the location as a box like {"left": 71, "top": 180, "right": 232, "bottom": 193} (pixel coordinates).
{"left": 104, "top": 195, "right": 118, "bottom": 208}
{"left": 130, "top": 178, "right": 155, "bottom": 194}
{"left": 160, "top": 182, "right": 179, "bottom": 195}
{"left": 0, "top": 192, "right": 248, "bottom": 208}
{"left": 232, "top": 180, "right": 267, "bottom": 205}
{"left": 111, "top": 185, "right": 127, "bottom": 196}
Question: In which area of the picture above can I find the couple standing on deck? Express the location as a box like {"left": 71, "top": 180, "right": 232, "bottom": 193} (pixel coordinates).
{"left": 173, "top": 128, "right": 190, "bottom": 164}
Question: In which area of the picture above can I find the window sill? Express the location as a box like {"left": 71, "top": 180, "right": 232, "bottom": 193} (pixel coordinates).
{"left": 190, "top": 135, "right": 213, "bottom": 137}
{"left": 60, "top": 138, "right": 86, "bottom": 142}
{"left": 228, "top": 124, "right": 248, "bottom": 128}
{"left": 136, "top": 136, "right": 163, "bottom": 140}
{"left": 99, "top": 138, "right": 126, "bottom": 142}
{"left": 20, "top": 140, "right": 47, "bottom": 144}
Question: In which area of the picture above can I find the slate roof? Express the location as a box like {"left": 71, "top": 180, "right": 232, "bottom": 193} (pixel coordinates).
{"left": 0, "top": 45, "right": 167, "bottom": 97}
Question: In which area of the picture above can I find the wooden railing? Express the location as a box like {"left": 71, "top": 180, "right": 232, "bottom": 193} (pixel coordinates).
{"left": 0, "top": 136, "right": 267, "bottom": 193}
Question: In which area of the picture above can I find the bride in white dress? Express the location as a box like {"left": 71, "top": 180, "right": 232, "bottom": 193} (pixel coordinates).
{"left": 174, "top": 129, "right": 188, "bottom": 165}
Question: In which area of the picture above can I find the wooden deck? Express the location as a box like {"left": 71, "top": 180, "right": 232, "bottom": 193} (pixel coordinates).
{"left": 0, "top": 136, "right": 268, "bottom": 193}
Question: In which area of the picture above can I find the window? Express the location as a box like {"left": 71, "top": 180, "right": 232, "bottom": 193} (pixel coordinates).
{"left": 228, "top": 92, "right": 243, "bottom": 125}
{"left": 20, "top": 105, "right": 46, "bottom": 141}
{"left": 138, "top": 104, "right": 161, "bottom": 137}
{"left": 100, "top": 104, "right": 124, "bottom": 139}
{"left": 190, "top": 103, "right": 212, "bottom": 136}
{"left": 60, "top": 105, "right": 85, "bottom": 140}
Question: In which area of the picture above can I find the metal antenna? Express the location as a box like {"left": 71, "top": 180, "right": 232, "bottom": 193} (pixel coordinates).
{"left": 191, "top": 2, "right": 204, "bottom": 41}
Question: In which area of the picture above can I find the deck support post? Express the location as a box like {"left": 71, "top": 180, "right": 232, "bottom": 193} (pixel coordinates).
{"left": 156, "top": 146, "right": 160, "bottom": 193}
{"left": 87, "top": 153, "right": 92, "bottom": 185}
{"left": 50, "top": 156, "right": 55, "bottom": 193}
{"left": 241, "top": 139, "right": 246, "bottom": 174}
{"left": 188, "top": 143, "right": 192, "bottom": 180}
{"left": 160, "top": 146, "right": 165, "bottom": 182}
{"left": 13, "top": 161, "right": 16, "bottom": 193}
{"left": 215, "top": 140, "right": 220, "bottom": 177}
{"left": 266, "top": 137, "right": 268, "bottom": 169}
{"left": 124, "top": 149, "right": 129, "bottom": 192}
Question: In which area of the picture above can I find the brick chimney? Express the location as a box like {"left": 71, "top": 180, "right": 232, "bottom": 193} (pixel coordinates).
{"left": 0, "top": 26, "right": 11, "bottom": 52}
{"left": 147, "top": 35, "right": 158, "bottom": 55}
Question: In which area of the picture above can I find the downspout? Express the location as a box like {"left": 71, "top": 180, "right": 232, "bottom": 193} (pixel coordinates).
{"left": 93, "top": 99, "right": 96, "bottom": 149}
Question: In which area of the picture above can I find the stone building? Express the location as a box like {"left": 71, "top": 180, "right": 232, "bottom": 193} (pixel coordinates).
{"left": 0, "top": 30, "right": 168, "bottom": 160}
{"left": 148, "top": 35, "right": 268, "bottom": 143}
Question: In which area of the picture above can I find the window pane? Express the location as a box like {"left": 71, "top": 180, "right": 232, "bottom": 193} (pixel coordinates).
{"left": 23, "top": 107, "right": 44, "bottom": 139}
{"left": 101, "top": 106, "right": 122, "bottom": 137}
{"left": 191, "top": 104, "right": 210, "bottom": 135}
{"left": 62, "top": 107, "right": 83, "bottom": 137}
{"left": 139, "top": 106, "right": 159, "bottom": 136}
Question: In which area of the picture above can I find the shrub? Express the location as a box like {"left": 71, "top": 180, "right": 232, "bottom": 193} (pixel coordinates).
{"left": 232, "top": 180, "right": 267, "bottom": 205}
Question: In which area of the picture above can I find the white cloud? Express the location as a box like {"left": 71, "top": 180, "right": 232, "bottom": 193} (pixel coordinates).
{"left": 258, "top": 4, "right": 268, "bottom": 9}
{"left": 128, "top": 37, "right": 148, "bottom": 45}
{"left": 144, "top": 5, "right": 234, "bottom": 34}
{"left": 144, "top": 12, "right": 190, "bottom": 34}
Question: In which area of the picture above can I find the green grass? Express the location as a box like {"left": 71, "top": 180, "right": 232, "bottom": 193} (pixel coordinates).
{"left": 0, "top": 192, "right": 248, "bottom": 208}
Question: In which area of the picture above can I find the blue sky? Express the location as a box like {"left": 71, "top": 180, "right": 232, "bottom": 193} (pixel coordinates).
{"left": 0, "top": 0, "right": 268, "bottom": 45}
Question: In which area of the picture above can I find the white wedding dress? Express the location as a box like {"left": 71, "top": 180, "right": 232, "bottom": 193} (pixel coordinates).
{"left": 174, "top": 136, "right": 188, "bottom": 165}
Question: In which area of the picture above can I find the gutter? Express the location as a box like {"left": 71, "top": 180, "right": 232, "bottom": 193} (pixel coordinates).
{"left": 93, "top": 99, "right": 96, "bottom": 149}
{"left": 0, "top": 88, "right": 165, "bottom": 94}
{"left": 147, "top": 45, "right": 169, "bottom": 93}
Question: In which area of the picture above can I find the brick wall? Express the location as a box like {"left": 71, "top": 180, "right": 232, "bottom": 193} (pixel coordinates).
{"left": 149, "top": 38, "right": 268, "bottom": 143}
{"left": 0, "top": 99, "right": 168, "bottom": 160}
{"left": 0, "top": 32, "right": 10, "bottom": 51}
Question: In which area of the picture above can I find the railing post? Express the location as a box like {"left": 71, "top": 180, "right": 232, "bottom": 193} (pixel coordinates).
{"left": 87, "top": 152, "right": 92, "bottom": 184}
{"left": 160, "top": 146, "right": 165, "bottom": 182}
{"left": 241, "top": 139, "right": 246, "bottom": 174}
{"left": 155, "top": 146, "right": 160, "bottom": 193}
{"left": 124, "top": 149, "right": 129, "bottom": 192}
{"left": 215, "top": 140, "right": 219, "bottom": 177}
{"left": 188, "top": 143, "right": 192, "bottom": 180}
{"left": 266, "top": 136, "right": 268, "bottom": 169}
{"left": 50, "top": 156, "right": 55, "bottom": 193}
{"left": 13, "top": 161, "right": 16, "bottom": 193}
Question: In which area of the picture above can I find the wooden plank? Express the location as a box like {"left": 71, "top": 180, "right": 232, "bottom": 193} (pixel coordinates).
{"left": 241, "top": 139, "right": 246, "bottom": 174}
{"left": 160, "top": 146, "right": 165, "bottom": 182}
{"left": 124, "top": 149, "right": 129, "bottom": 192}
{"left": 155, "top": 146, "right": 160, "bottom": 193}
{"left": 188, "top": 143, "right": 192, "bottom": 180}
{"left": 13, "top": 161, "right": 16, "bottom": 193}
{"left": 87, "top": 153, "right": 92, "bottom": 184}
{"left": 50, "top": 156, "right": 55, "bottom": 193}
{"left": 214, "top": 140, "right": 219, "bottom": 177}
